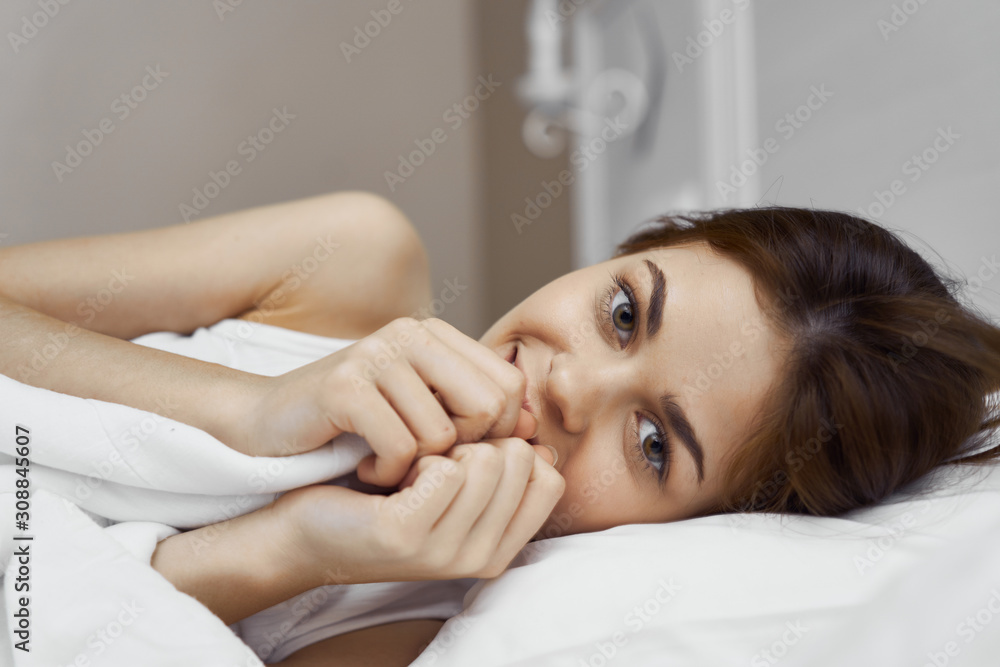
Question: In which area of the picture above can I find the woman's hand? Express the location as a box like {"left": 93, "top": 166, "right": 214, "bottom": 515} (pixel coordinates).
{"left": 272, "top": 438, "right": 565, "bottom": 584}
{"left": 238, "top": 317, "right": 537, "bottom": 488}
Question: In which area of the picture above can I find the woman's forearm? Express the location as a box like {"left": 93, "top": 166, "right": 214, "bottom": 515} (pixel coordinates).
{"left": 0, "top": 294, "right": 263, "bottom": 454}
{"left": 150, "top": 502, "right": 320, "bottom": 625}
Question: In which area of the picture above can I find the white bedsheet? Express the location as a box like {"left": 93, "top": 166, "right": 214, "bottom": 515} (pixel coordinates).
{"left": 414, "top": 452, "right": 1000, "bottom": 666}
{"left": 0, "top": 369, "right": 375, "bottom": 665}
{"left": 0, "top": 318, "right": 475, "bottom": 666}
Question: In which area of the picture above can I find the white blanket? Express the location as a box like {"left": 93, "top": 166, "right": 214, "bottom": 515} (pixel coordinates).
{"left": 0, "top": 371, "right": 373, "bottom": 666}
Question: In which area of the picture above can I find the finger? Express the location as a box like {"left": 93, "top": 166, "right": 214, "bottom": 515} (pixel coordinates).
{"left": 397, "top": 452, "right": 450, "bottom": 490}
{"left": 490, "top": 450, "right": 565, "bottom": 564}
{"left": 461, "top": 439, "right": 536, "bottom": 552}
{"left": 429, "top": 444, "right": 505, "bottom": 539}
{"left": 374, "top": 362, "right": 457, "bottom": 458}
{"left": 343, "top": 383, "right": 419, "bottom": 487}
{"left": 386, "top": 456, "right": 466, "bottom": 535}
{"left": 511, "top": 409, "right": 538, "bottom": 441}
{"left": 433, "top": 391, "right": 537, "bottom": 443}
{"left": 530, "top": 442, "right": 554, "bottom": 466}
{"left": 397, "top": 323, "right": 516, "bottom": 444}
{"left": 418, "top": 318, "right": 527, "bottom": 441}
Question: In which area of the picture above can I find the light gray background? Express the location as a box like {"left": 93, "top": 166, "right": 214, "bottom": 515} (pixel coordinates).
{"left": 591, "top": 0, "right": 999, "bottom": 319}
{"left": 3, "top": 1, "right": 997, "bottom": 337}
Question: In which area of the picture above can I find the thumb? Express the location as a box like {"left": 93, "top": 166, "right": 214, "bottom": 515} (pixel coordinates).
{"left": 510, "top": 408, "right": 538, "bottom": 441}
{"left": 530, "top": 442, "right": 557, "bottom": 467}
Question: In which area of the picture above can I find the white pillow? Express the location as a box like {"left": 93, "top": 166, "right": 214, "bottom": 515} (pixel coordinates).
{"left": 413, "top": 459, "right": 1000, "bottom": 666}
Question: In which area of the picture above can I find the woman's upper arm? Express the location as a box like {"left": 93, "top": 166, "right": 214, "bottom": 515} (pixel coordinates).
{"left": 0, "top": 191, "right": 431, "bottom": 339}
{"left": 272, "top": 618, "right": 445, "bottom": 667}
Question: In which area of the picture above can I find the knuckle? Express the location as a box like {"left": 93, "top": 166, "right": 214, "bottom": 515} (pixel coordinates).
{"left": 477, "top": 393, "right": 505, "bottom": 423}
{"left": 409, "top": 317, "right": 440, "bottom": 339}
{"left": 354, "top": 335, "right": 384, "bottom": 357}
{"left": 504, "top": 438, "right": 536, "bottom": 465}
{"left": 480, "top": 561, "right": 506, "bottom": 579}
{"left": 538, "top": 467, "right": 567, "bottom": 496}
{"left": 418, "top": 317, "right": 450, "bottom": 333}
{"left": 389, "top": 316, "right": 419, "bottom": 334}
{"left": 549, "top": 473, "right": 568, "bottom": 497}
{"left": 470, "top": 442, "right": 503, "bottom": 467}
{"left": 391, "top": 434, "right": 418, "bottom": 463}
{"left": 448, "top": 443, "right": 476, "bottom": 461}
{"left": 420, "top": 547, "right": 453, "bottom": 573}
{"left": 375, "top": 516, "right": 418, "bottom": 558}
{"left": 507, "top": 364, "right": 527, "bottom": 396}
{"left": 419, "top": 454, "right": 451, "bottom": 472}
{"left": 457, "top": 552, "right": 489, "bottom": 577}
{"left": 424, "top": 420, "right": 457, "bottom": 451}
{"left": 407, "top": 319, "right": 435, "bottom": 346}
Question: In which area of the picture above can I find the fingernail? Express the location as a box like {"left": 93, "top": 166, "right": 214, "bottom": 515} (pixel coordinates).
{"left": 543, "top": 444, "right": 558, "bottom": 465}
{"left": 530, "top": 414, "right": 540, "bottom": 439}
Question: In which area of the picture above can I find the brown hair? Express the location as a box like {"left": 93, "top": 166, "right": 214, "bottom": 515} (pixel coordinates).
{"left": 614, "top": 206, "right": 1000, "bottom": 517}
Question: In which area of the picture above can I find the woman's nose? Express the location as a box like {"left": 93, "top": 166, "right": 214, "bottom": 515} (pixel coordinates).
{"left": 545, "top": 352, "right": 627, "bottom": 434}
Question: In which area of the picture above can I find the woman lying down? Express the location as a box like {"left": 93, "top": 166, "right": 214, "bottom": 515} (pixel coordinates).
{"left": 1, "top": 191, "right": 998, "bottom": 665}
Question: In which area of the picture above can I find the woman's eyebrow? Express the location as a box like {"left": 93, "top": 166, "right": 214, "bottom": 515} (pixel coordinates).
{"left": 661, "top": 395, "right": 706, "bottom": 484}
{"left": 642, "top": 258, "right": 666, "bottom": 339}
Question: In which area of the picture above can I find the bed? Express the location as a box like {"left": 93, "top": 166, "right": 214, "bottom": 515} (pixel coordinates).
{"left": 2, "top": 319, "right": 998, "bottom": 665}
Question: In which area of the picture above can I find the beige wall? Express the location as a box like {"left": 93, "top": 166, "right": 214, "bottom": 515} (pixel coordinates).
{"left": 1, "top": 0, "right": 492, "bottom": 335}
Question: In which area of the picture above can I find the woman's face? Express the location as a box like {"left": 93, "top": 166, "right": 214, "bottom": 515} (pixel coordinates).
{"left": 478, "top": 241, "right": 786, "bottom": 538}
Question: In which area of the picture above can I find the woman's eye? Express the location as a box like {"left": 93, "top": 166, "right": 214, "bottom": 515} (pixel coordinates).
{"left": 608, "top": 286, "right": 636, "bottom": 347}
{"left": 638, "top": 415, "right": 668, "bottom": 474}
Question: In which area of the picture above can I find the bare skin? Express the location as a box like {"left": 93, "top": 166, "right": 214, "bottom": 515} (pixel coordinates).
{"left": 0, "top": 191, "right": 785, "bottom": 665}
{"left": 269, "top": 619, "right": 446, "bottom": 666}
{"left": 0, "top": 191, "right": 560, "bottom": 665}
{"left": 478, "top": 243, "right": 788, "bottom": 536}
